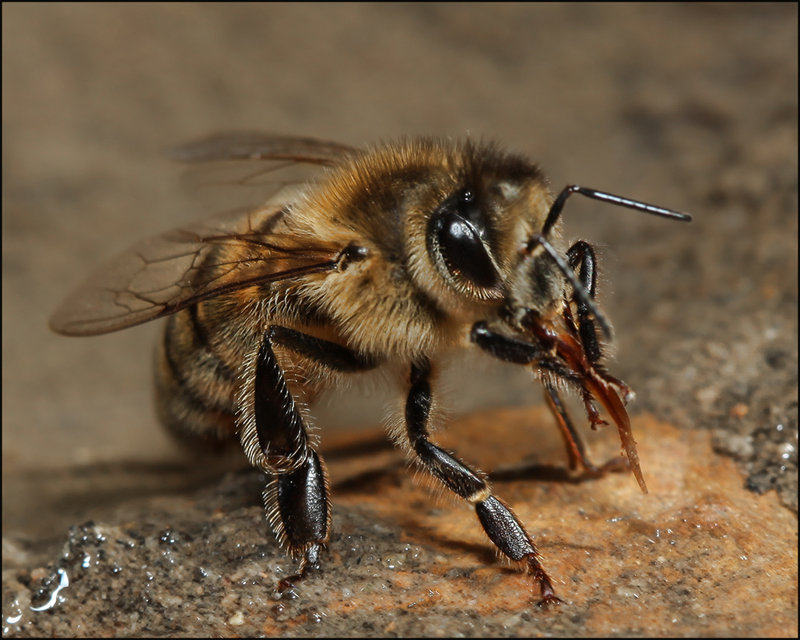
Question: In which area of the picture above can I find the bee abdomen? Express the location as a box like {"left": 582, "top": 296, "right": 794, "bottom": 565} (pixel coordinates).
{"left": 154, "top": 305, "right": 241, "bottom": 448}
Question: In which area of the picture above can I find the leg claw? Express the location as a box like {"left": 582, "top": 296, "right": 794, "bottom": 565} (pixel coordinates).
{"left": 537, "top": 593, "right": 565, "bottom": 608}
{"left": 275, "top": 545, "right": 322, "bottom": 594}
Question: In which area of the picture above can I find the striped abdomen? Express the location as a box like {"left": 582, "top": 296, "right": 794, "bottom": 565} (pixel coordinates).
{"left": 154, "top": 301, "right": 246, "bottom": 449}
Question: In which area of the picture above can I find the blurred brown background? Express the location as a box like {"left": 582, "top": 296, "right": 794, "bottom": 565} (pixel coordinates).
{"left": 3, "top": 3, "right": 797, "bottom": 636}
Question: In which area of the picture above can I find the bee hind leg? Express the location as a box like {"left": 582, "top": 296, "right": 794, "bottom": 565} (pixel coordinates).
{"left": 245, "top": 333, "right": 332, "bottom": 592}
{"left": 245, "top": 326, "right": 379, "bottom": 592}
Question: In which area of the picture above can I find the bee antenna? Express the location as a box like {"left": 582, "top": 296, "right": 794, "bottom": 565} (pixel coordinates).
{"left": 542, "top": 185, "right": 692, "bottom": 237}
{"left": 526, "top": 234, "right": 613, "bottom": 340}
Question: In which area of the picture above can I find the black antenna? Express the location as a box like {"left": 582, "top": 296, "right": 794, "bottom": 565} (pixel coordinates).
{"left": 542, "top": 185, "right": 692, "bottom": 236}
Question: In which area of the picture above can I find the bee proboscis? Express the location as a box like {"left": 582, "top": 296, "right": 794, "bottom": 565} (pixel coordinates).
{"left": 51, "top": 133, "right": 691, "bottom": 605}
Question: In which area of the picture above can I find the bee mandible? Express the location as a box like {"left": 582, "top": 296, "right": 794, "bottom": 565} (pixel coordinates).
{"left": 50, "top": 134, "right": 691, "bottom": 605}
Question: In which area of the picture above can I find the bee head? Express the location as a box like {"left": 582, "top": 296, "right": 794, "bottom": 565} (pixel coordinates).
{"left": 420, "top": 150, "right": 570, "bottom": 327}
{"left": 422, "top": 171, "right": 613, "bottom": 341}
{"left": 407, "top": 141, "right": 547, "bottom": 302}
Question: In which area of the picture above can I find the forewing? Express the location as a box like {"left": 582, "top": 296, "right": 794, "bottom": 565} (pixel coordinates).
{"left": 169, "top": 133, "right": 361, "bottom": 218}
{"left": 50, "top": 206, "right": 345, "bottom": 336}
{"left": 168, "top": 132, "right": 358, "bottom": 166}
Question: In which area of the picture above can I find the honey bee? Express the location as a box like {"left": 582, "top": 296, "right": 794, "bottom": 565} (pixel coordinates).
{"left": 50, "top": 133, "right": 691, "bottom": 605}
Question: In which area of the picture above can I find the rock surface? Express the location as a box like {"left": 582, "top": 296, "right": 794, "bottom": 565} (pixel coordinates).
{"left": 3, "top": 409, "right": 797, "bottom": 636}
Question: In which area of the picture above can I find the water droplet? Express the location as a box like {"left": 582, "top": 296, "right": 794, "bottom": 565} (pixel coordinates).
{"left": 30, "top": 568, "right": 69, "bottom": 612}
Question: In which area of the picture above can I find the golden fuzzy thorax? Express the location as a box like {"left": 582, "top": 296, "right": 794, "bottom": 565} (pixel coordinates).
{"left": 278, "top": 138, "right": 558, "bottom": 364}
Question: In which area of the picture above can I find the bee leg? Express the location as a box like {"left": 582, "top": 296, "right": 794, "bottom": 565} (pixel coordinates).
{"left": 567, "top": 240, "right": 603, "bottom": 365}
{"left": 268, "top": 325, "right": 379, "bottom": 372}
{"left": 471, "top": 321, "right": 576, "bottom": 379}
{"left": 565, "top": 241, "right": 631, "bottom": 474}
{"left": 249, "top": 327, "right": 379, "bottom": 592}
{"left": 249, "top": 334, "right": 331, "bottom": 592}
{"left": 543, "top": 381, "right": 628, "bottom": 475}
{"left": 566, "top": 241, "right": 635, "bottom": 401}
{"left": 267, "top": 451, "right": 330, "bottom": 592}
{"left": 471, "top": 322, "right": 608, "bottom": 473}
{"left": 404, "top": 358, "right": 561, "bottom": 607}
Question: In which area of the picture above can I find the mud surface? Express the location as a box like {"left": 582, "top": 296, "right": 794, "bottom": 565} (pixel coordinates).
{"left": 3, "top": 3, "right": 797, "bottom": 637}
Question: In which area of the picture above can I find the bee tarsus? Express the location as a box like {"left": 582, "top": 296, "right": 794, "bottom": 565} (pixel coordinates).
{"left": 276, "top": 544, "right": 323, "bottom": 594}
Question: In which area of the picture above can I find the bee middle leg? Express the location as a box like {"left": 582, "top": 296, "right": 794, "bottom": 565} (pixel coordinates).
{"left": 247, "top": 326, "right": 377, "bottom": 590}
{"left": 402, "top": 358, "right": 561, "bottom": 606}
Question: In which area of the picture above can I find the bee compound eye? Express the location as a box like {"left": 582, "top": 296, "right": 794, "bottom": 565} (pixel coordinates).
{"left": 434, "top": 211, "right": 501, "bottom": 291}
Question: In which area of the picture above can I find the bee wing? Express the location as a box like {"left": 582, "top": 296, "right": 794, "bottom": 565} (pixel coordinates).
{"left": 169, "top": 133, "right": 361, "bottom": 217}
{"left": 168, "top": 132, "right": 359, "bottom": 166}
{"left": 50, "top": 206, "right": 346, "bottom": 336}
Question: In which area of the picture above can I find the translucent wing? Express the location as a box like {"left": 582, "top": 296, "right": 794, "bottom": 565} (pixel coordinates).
{"left": 170, "top": 133, "right": 361, "bottom": 218}
{"left": 51, "top": 134, "right": 362, "bottom": 336}
{"left": 168, "top": 132, "right": 358, "bottom": 166}
{"left": 50, "top": 206, "right": 347, "bottom": 336}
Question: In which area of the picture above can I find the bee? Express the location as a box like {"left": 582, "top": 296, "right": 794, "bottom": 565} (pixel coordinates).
{"left": 50, "top": 133, "right": 691, "bottom": 605}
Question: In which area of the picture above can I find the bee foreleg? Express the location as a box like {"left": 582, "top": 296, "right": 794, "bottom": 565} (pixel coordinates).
{"left": 471, "top": 321, "right": 627, "bottom": 478}
{"left": 470, "top": 322, "right": 549, "bottom": 364}
{"left": 566, "top": 243, "right": 635, "bottom": 406}
{"left": 470, "top": 322, "right": 579, "bottom": 381}
{"left": 543, "top": 380, "right": 629, "bottom": 476}
{"left": 567, "top": 240, "right": 644, "bottom": 402}
{"left": 403, "top": 358, "right": 561, "bottom": 607}
{"left": 566, "top": 240, "right": 603, "bottom": 365}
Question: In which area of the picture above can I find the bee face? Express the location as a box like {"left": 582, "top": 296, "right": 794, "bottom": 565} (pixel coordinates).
{"left": 397, "top": 142, "right": 555, "bottom": 309}
{"left": 50, "top": 133, "right": 691, "bottom": 605}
